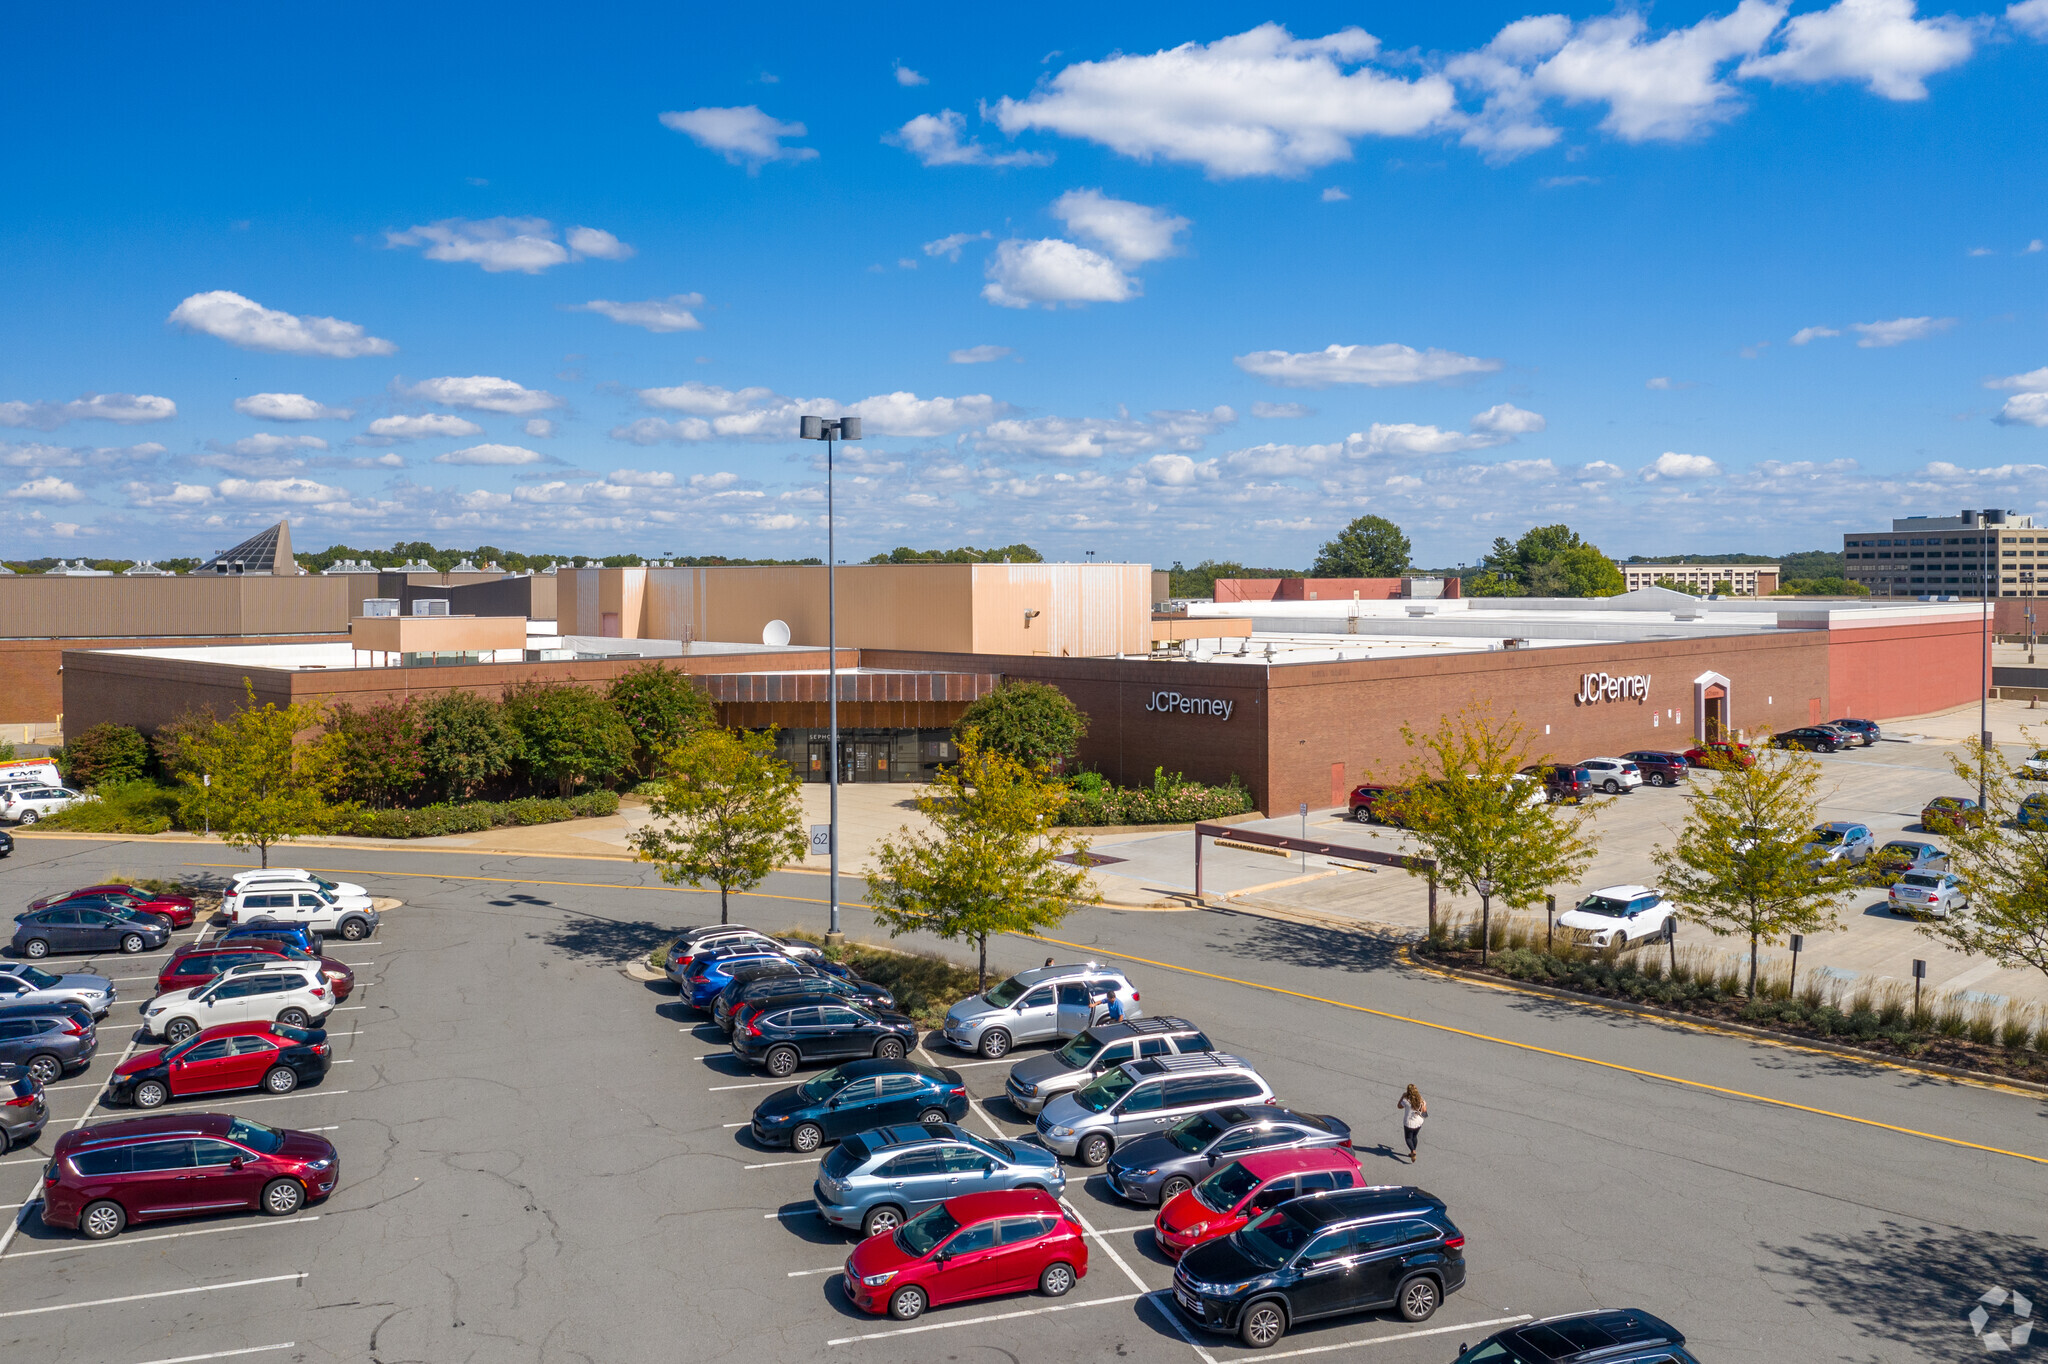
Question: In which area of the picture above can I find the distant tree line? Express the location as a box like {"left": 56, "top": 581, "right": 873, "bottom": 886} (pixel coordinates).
{"left": 865, "top": 544, "right": 1044, "bottom": 564}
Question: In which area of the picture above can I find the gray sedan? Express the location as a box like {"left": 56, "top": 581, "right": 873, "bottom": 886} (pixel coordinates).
{"left": 1807, "top": 822, "right": 1875, "bottom": 866}
{"left": 0, "top": 963, "right": 115, "bottom": 1018}
{"left": 811, "top": 1123, "right": 1066, "bottom": 1238}
{"left": 1888, "top": 870, "right": 1967, "bottom": 920}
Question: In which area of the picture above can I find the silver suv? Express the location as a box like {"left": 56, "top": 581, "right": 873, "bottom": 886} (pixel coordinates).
{"left": 1004, "top": 1016, "right": 1214, "bottom": 1116}
{"left": 940, "top": 962, "right": 1141, "bottom": 1059}
{"left": 811, "top": 1122, "right": 1067, "bottom": 1238}
{"left": 1033, "top": 1052, "right": 1273, "bottom": 1167}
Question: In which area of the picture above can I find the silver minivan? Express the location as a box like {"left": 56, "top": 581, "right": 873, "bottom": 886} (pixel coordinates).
{"left": 1033, "top": 1052, "right": 1272, "bottom": 1167}
{"left": 940, "top": 962, "right": 1141, "bottom": 1059}
{"left": 1004, "top": 1016, "right": 1214, "bottom": 1116}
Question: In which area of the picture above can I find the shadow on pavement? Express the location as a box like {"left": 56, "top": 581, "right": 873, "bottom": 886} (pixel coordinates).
{"left": 541, "top": 911, "right": 680, "bottom": 966}
{"left": 1762, "top": 1220, "right": 2048, "bottom": 1353}
{"left": 1210, "top": 911, "right": 1404, "bottom": 975}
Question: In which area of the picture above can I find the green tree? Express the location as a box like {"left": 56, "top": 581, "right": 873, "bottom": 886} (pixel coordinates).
{"left": 955, "top": 681, "right": 1090, "bottom": 772}
{"left": 502, "top": 681, "right": 636, "bottom": 797}
{"left": 61, "top": 723, "right": 152, "bottom": 789}
{"left": 1774, "top": 577, "right": 1870, "bottom": 596}
{"left": 1311, "top": 514, "right": 1411, "bottom": 578}
{"left": 327, "top": 699, "right": 427, "bottom": 808}
{"left": 1652, "top": 578, "right": 1705, "bottom": 597}
{"left": 867, "top": 732, "right": 1096, "bottom": 987}
{"left": 1382, "top": 705, "right": 1603, "bottom": 923}
{"left": 607, "top": 664, "right": 715, "bottom": 778}
{"left": 1166, "top": 559, "right": 1301, "bottom": 599}
{"left": 630, "top": 727, "right": 809, "bottom": 924}
{"left": 417, "top": 691, "right": 519, "bottom": 801}
{"left": 176, "top": 683, "right": 346, "bottom": 868}
{"left": 1913, "top": 736, "right": 2048, "bottom": 988}
{"left": 1651, "top": 741, "right": 1859, "bottom": 993}
{"left": 1482, "top": 525, "right": 1625, "bottom": 598}
{"left": 865, "top": 543, "right": 1044, "bottom": 564}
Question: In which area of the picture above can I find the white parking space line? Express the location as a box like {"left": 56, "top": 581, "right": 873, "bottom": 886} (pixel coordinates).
{"left": 1252, "top": 1314, "right": 1535, "bottom": 1361}
{"left": 0, "top": 1271, "right": 304, "bottom": 1318}
{"left": 208, "top": 1089, "right": 349, "bottom": 1107}
{"left": 5, "top": 1215, "right": 321, "bottom": 1259}
{"left": 764, "top": 1208, "right": 816, "bottom": 1219}
{"left": 0, "top": 1156, "right": 50, "bottom": 1168}
{"left": 343, "top": 962, "right": 376, "bottom": 966}
{"left": 723, "top": 1122, "right": 747, "bottom": 1129}
{"left": 744, "top": 1157, "right": 812, "bottom": 1170}
{"left": 42, "top": 1079, "right": 108, "bottom": 1093}
{"left": 126, "top": 1343, "right": 296, "bottom": 1364}
{"left": 932, "top": 1057, "right": 1012, "bottom": 1069}
{"left": 825, "top": 1290, "right": 1143, "bottom": 1346}
{"left": 1085, "top": 1223, "right": 1152, "bottom": 1237}
{"left": 709, "top": 1079, "right": 784, "bottom": 1091}
{"left": 332, "top": 1006, "right": 368, "bottom": 1011}
{"left": 788, "top": 1265, "right": 843, "bottom": 1277}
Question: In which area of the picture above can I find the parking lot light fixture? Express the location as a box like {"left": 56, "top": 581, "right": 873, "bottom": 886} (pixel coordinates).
{"left": 799, "top": 414, "right": 862, "bottom": 943}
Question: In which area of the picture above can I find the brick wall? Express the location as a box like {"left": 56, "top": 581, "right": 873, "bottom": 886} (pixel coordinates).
{"left": 3, "top": 634, "right": 347, "bottom": 731}
{"left": 1826, "top": 617, "right": 1989, "bottom": 721}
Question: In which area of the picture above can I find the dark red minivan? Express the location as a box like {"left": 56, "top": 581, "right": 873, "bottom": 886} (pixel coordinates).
{"left": 43, "top": 1112, "right": 338, "bottom": 1239}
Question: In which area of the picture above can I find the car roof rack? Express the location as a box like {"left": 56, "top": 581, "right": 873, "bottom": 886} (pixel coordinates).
{"left": 1123, "top": 1051, "right": 1253, "bottom": 1077}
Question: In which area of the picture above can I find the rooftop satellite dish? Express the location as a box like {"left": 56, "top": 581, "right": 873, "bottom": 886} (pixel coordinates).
{"left": 762, "top": 619, "right": 791, "bottom": 647}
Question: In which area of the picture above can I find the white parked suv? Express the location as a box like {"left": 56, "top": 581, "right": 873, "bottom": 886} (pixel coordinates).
{"left": 143, "top": 961, "right": 335, "bottom": 1042}
{"left": 231, "top": 869, "right": 368, "bottom": 898}
{"left": 1555, "top": 884, "right": 1675, "bottom": 949}
{"left": 0, "top": 785, "right": 95, "bottom": 824}
{"left": 224, "top": 884, "right": 379, "bottom": 942}
{"left": 1575, "top": 759, "right": 1643, "bottom": 795}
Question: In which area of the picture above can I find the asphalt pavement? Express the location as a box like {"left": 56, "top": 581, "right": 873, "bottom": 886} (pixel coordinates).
{"left": 0, "top": 832, "right": 2040, "bottom": 1363}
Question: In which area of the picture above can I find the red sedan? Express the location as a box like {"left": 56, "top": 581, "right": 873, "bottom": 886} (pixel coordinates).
{"left": 158, "top": 944, "right": 354, "bottom": 1001}
{"left": 1153, "top": 1148, "right": 1365, "bottom": 1259}
{"left": 1682, "top": 741, "right": 1754, "bottom": 769}
{"left": 105, "top": 1021, "right": 331, "bottom": 1108}
{"left": 29, "top": 885, "right": 199, "bottom": 929}
{"left": 843, "top": 1189, "right": 1086, "bottom": 1322}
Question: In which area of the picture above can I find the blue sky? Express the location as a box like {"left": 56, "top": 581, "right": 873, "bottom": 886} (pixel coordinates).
{"left": 5, "top": 1, "right": 2048, "bottom": 569}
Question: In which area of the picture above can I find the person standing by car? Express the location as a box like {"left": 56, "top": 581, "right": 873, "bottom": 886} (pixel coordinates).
{"left": 1091, "top": 985, "right": 1124, "bottom": 1027}
{"left": 1397, "top": 1084, "right": 1427, "bottom": 1162}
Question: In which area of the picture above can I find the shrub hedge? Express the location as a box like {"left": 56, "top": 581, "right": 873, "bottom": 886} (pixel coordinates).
{"left": 332, "top": 791, "right": 620, "bottom": 839}
{"left": 1058, "top": 767, "right": 1255, "bottom": 826}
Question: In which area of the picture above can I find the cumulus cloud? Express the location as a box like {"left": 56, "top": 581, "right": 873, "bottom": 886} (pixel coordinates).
{"left": 1850, "top": 315, "right": 1955, "bottom": 346}
{"left": 924, "top": 230, "right": 992, "bottom": 261}
{"left": 9, "top": 476, "right": 84, "bottom": 502}
{"left": 895, "top": 64, "right": 928, "bottom": 86}
{"left": 400, "top": 375, "right": 560, "bottom": 414}
{"left": 1739, "top": 0, "right": 1977, "bottom": 100}
{"left": 568, "top": 294, "right": 705, "bottom": 332}
{"left": 234, "top": 393, "right": 352, "bottom": 422}
{"left": 1642, "top": 451, "right": 1722, "bottom": 480}
{"left": 433, "top": 443, "right": 545, "bottom": 466}
{"left": 1989, "top": 366, "right": 2048, "bottom": 426}
{"left": 1138, "top": 453, "right": 1219, "bottom": 486}
{"left": 622, "top": 383, "right": 1004, "bottom": 442}
{"left": 991, "top": 24, "right": 1455, "bottom": 178}
{"left": 949, "top": 345, "right": 1013, "bottom": 364}
{"left": 524, "top": 418, "right": 556, "bottom": 438}
{"left": 1, "top": 440, "right": 162, "bottom": 472}
{"left": 891, "top": 110, "right": 1053, "bottom": 167}
{"left": 2015, "top": 0, "right": 2048, "bottom": 38}
{"left": 168, "top": 290, "right": 396, "bottom": 357}
{"left": 1251, "top": 402, "right": 1311, "bottom": 418}
{"left": 982, "top": 239, "right": 1136, "bottom": 308}
{"left": 1469, "top": 402, "right": 1547, "bottom": 437}
{"left": 384, "top": 218, "right": 634, "bottom": 273}
{"left": 0, "top": 393, "right": 177, "bottom": 430}
{"left": 363, "top": 414, "right": 484, "bottom": 441}
{"left": 216, "top": 476, "right": 350, "bottom": 504}
{"left": 214, "top": 433, "right": 330, "bottom": 457}
{"left": 1051, "top": 189, "right": 1189, "bottom": 264}
{"left": 660, "top": 106, "right": 817, "bottom": 168}
{"left": 1233, "top": 342, "right": 1501, "bottom": 388}
{"left": 1322, "top": 187, "right": 1350, "bottom": 202}
{"left": 1790, "top": 325, "right": 1841, "bottom": 344}
{"left": 975, "top": 406, "right": 1236, "bottom": 458}
{"left": 1644, "top": 376, "right": 1696, "bottom": 390}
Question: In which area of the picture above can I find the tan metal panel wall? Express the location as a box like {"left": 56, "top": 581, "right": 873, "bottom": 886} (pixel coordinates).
{"left": 0, "top": 576, "right": 352, "bottom": 640}
{"left": 970, "top": 563, "right": 1148, "bottom": 657}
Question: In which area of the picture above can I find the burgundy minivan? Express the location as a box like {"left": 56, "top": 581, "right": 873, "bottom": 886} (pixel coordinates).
{"left": 43, "top": 1112, "right": 338, "bottom": 1239}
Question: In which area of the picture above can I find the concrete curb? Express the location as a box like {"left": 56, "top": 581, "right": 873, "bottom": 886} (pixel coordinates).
{"left": 619, "top": 960, "right": 666, "bottom": 984}
{"left": 1410, "top": 950, "right": 2048, "bottom": 1099}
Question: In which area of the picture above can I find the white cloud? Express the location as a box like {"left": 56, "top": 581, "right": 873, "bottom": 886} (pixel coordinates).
{"left": 401, "top": 375, "right": 561, "bottom": 414}
{"left": 9, "top": 476, "right": 84, "bottom": 502}
{"left": 1644, "top": 376, "right": 1699, "bottom": 390}
{"left": 433, "top": 443, "right": 545, "bottom": 466}
{"left": 659, "top": 106, "right": 818, "bottom": 168}
{"left": 0, "top": 393, "right": 177, "bottom": 429}
{"left": 524, "top": 418, "right": 556, "bottom": 438}
{"left": 637, "top": 383, "right": 782, "bottom": 416}
{"left": 168, "top": 290, "right": 396, "bottom": 358}
{"left": 1850, "top": 315, "right": 1955, "bottom": 347}
{"left": 1233, "top": 342, "right": 1500, "bottom": 388}
{"left": 606, "top": 468, "right": 677, "bottom": 487}
{"left": 123, "top": 481, "right": 216, "bottom": 508}
{"left": 1321, "top": 187, "right": 1349, "bottom": 202}
{"left": 1, "top": 440, "right": 162, "bottom": 472}
{"left": 1050, "top": 189, "right": 1189, "bottom": 264}
{"left": 384, "top": 217, "right": 634, "bottom": 273}
{"left": 1791, "top": 325, "right": 1841, "bottom": 344}
{"left": 570, "top": 294, "right": 705, "bottom": 332}
{"left": 316, "top": 452, "right": 406, "bottom": 470}
{"left": 624, "top": 383, "right": 1003, "bottom": 441}
{"left": 1349, "top": 423, "right": 1498, "bottom": 456}
{"left": 976, "top": 406, "right": 1235, "bottom": 458}
{"left": 892, "top": 110, "right": 1053, "bottom": 167}
{"left": 1988, "top": 367, "right": 2048, "bottom": 392}
{"left": 363, "top": 414, "right": 484, "bottom": 441}
{"left": 2030, "top": 238, "right": 2047, "bottom": 252}
{"left": 924, "top": 230, "right": 992, "bottom": 261}
{"left": 895, "top": 64, "right": 928, "bottom": 86}
{"left": 1642, "top": 451, "right": 1722, "bottom": 480}
{"left": 216, "top": 477, "right": 349, "bottom": 504}
{"left": 982, "top": 239, "right": 1136, "bottom": 308}
{"left": 850, "top": 392, "right": 1006, "bottom": 436}
{"left": 1469, "top": 402, "right": 1546, "bottom": 437}
{"left": 1138, "top": 453, "right": 1218, "bottom": 486}
{"left": 1739, "top": 0, "right": 1977, "bottom": 100}
{"left": 1251, "top": 402, "right": 1311, "bottom": 418}
{"left": 991, "top": 24, "right": 1455, "bottom": 178}
{"left": 219, "top": 433, "right": 329, "bottom": 456}
{"left": 949, "top": 345, "right": 1013, "bottom": 364}
{"left": 2014, "top": 0, "right": 2048, "bottom": 37}
{"left": 234, "top": 393, "right": 352, "bottom": 422}
{"left": 1988, "top": 371, "right": 2048, "bottom": 426}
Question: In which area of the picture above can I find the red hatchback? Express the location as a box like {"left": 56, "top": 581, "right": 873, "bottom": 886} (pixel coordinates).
{"left": 1153, "top": 1147, "right": 1366, "bottom": 1259}
{"left": 843, "top": 1189, "right": 1087, "bottom": 1322}
{"left": 158, "top": 944, "right": 353, "bottom": 1001}
{"left": 43, "top": 1111, "right": 339, "bottom": 1239}
{"left": 29, "top": 885, "right": 198, "bottom": 929}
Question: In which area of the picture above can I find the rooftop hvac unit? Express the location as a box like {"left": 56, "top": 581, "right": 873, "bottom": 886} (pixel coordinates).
{"left": 412, "top": 598, "right": 451, "bottom": 616}
{"left": 362, "top": 598, "right": 399, "bottom": 617}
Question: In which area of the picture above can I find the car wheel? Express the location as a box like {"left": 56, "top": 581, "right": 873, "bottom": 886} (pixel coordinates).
{"left": 1239, "top": 1300, "right": 1287, "bottom": 1349}
{"left": 260, "top": 1179, "right": 305, "bottom": 1216}
{"left": 21, "top": 938, "right": 48, "bottom": 959}
{"left": 1077, "top": 1133, "right": 1112, "bottom": 1167}
{"left": 1160, "top": 1175, "right": 1193, "bottom": 1202}
{"left": 978, "top": 1028, "right": 1012, "bottom": 1060}
{"left": 79, "top": 1199, "right": 126, "bottom": 1240}
{"left": 918, "top": 1107, "right": 948, "bottom": 1126}
{"left": 1397, "top": 1274, "right": 1441, "bottom": 1322}
{"left": 862, "top": 1204, "right": 904, "bottom": 1237}
{"left": 888, "top": 1286, "right": 927, "bottom": 1322}
{"left": 263, "top": 1066, "right": 299, "bottom": 1094}
{"left": 133, "top": 1078, "right": 169, "bottom": 1108}
{"left": 277, "top": 1008, "right": 310, "bottom": 1027}
{"left": 119, "top": 934, "right": 145, "bottom": 954}
{"left": 339, "top": 918, "right": 369, "bottom": 941}
{"left": 765, "top": 1046, "right": 799, "bottom": 1078}
{"left": 25, "top": 1053, "right": 63, "bottom": 1087}
{"left": 164, "top": 1017, "right": 199, "bottom": 1043}
{"left": 874, "top": 1036, "right": 906, "bottom": 1061}
{"left": 791, "top": 1122, "right": 824, "bottom": 1153}
{"left": 1603, "top": 779, "right": 1621, "bottom": 794}
{"left": 15, "top": 810, "right": 36, "bottom": 825}
{"left": 1353, "top": 807, "right": 1373, "bottom": 823}
{"left": 1040, "top": 1261, "right": 1076, "bottom": 1297}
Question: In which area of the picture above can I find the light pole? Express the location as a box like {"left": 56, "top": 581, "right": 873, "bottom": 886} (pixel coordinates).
{"left": 1476, "top": 876, "right": 1495, "bottom": 966}
{"left": 1978, "top": 509, "right": 1998, "bottom": 808}
{"left": 799, "top": 414, "right": 862, "bottom": 944}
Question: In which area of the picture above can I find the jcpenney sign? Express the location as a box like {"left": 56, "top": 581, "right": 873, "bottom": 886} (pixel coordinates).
{"left": 1145, "top": 690, "right": 1233, "bottom": 720}
{"left": 1575, "top": 672, "right": 1650, "bottom": 705}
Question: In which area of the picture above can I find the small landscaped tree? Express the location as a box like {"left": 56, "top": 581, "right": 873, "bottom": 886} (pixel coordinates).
{"left": 1915, "top": 735, "right": 2048, "bottom": 988}
{"left": 607, "top": 663, "right": 715, "bottom": 778}
{"left": 1652, "top": 739, "right": 1860, "bottom": 994}
{"left": 868, "top": 731, "right": 1096, "bottom": 987}
{"left": 630, "top": 727, "right": 809, "bottom": 925}
{"left": 176, "top": 683, "right": 346, "bottom": 868}
{"left": 417, "top": 691, "right": 519, "bottom": 801}
{"left": 61, "top": 723, "right": 152, "bottom": 789}
{"left": 327, "top": 698, "right": 427, "bottom": 808}
{"left": 954, "top": 680, "right": 1089, "bottom": 773}
{"left": 502, "top": 681, "right": 636, "bottom": 796}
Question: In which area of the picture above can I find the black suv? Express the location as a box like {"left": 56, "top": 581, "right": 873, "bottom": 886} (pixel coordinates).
{"left": 1173, "top": 1185, "right": 1464, "bottom": 1348}
{"left": 730, "top": 999, "right": 920, "bottom": 1076}
{"left": 712, "top": 966, "right": 894, "bottom": 1033}
{"left": 1453, "top": 1308, "right": 1697, "bottom": 1364}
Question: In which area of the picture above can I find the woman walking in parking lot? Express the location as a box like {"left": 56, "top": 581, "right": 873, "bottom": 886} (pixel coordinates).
{"left": 1397, "top": 1084, "right": 1427, "bottom": 1162}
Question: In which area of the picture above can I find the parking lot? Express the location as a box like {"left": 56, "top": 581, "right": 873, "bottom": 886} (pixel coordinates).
{"left": 1, "top": 834, "right": 2042, "bottom": 1362}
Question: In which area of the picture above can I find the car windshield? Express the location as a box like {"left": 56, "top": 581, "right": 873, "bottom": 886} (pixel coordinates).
{"left": 1900, "top": 873, "right": 1943, "bottom": 888}
{"left": 12, "top": 966, "right": 61, "bottom": 988}
{"left": 1193, "top": 1161, "right": 1262, "bottom": 1213}
{"left": 895, "top": 1204, "right": 961, "bottom": 1258}
{"left": 1574, "top": 895, "right": 1630, "bottom": 918}
{"left": 982, "top": 976, "right": 1029, "bottom": 1009}
{"left": 226, "top": 1117, "right": 286, "bottom": 1153}
{"left": 1166, "top": 1112, "right": 1230, "bottom": 1153}
{"left": 1071, "top": 1067, "right": 1138, "bottom": 1113}
{"left": 1811, "top": 829, "right": 1846, "bottom": 845}
{"left": 1054, "top": 1032, "right": 1107, "bottom": 1067}
{"left": 795, "top": 1066, "right": 850, "bottom": 1102}
{"left": 1233, "top": 1207, "right": 1315, "bottom": 1266}
{"left": 309, "top": 876, "right": 338, "bottom": 892}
